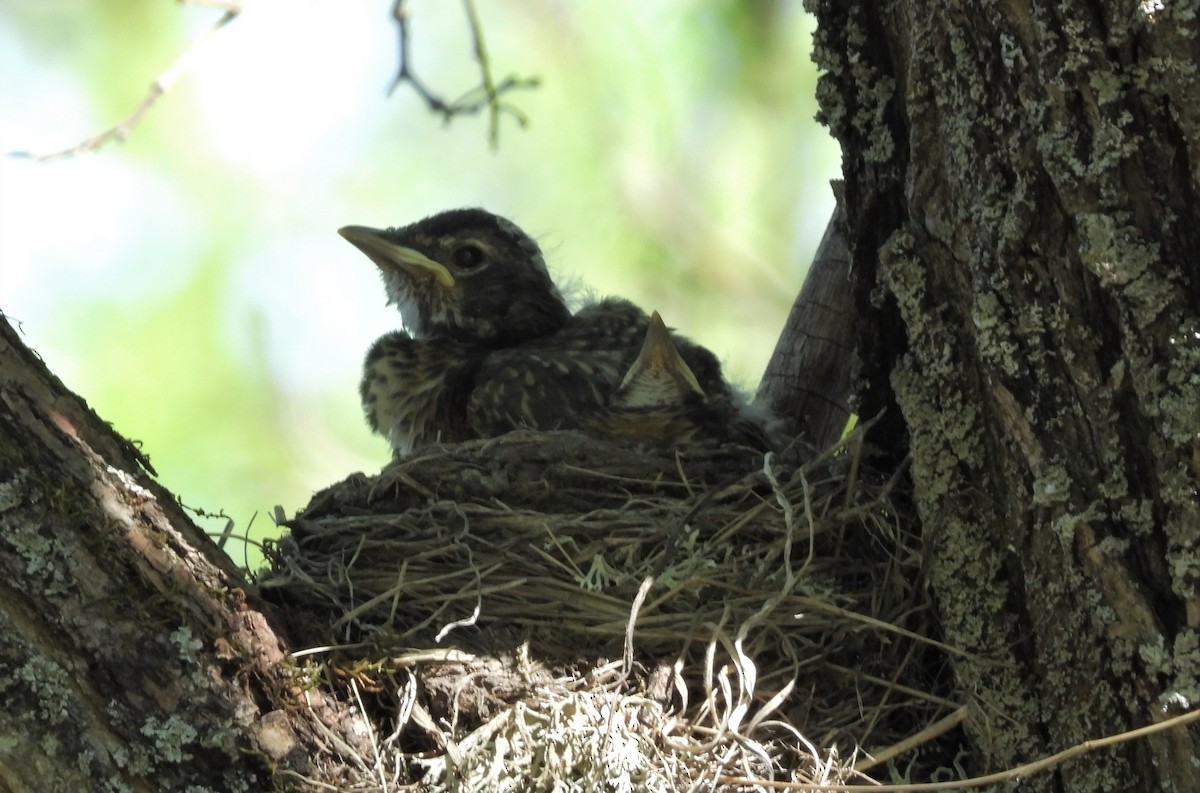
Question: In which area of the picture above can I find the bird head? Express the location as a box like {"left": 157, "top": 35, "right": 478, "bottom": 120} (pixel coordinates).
{"left": 339, "top": 208, "right": 571, "bottom": 345}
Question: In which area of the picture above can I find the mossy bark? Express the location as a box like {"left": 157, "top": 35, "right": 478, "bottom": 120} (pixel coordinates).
{"left": 807, "top": 1, "right": 1200, "bottom": 789}
{"left": 0, "top": 316, "right": 363, "bottom": 792}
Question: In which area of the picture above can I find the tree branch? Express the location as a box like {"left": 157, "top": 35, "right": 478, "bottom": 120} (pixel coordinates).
{"left": 754, "top": 185, "right": 856, "bottom": 448}
{"left": 388, "top": 0, "right": 540, "bottom": 148}
{"left": 8, "top": 2, "right": 242, "bottom": 162}
{"left": 0, "top": 310, "right": 366, "bottom": 788}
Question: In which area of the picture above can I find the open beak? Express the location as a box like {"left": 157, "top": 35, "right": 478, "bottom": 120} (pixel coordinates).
{"left": 338, "top": 226, "right": 456, "bottom": 289}
{"left": 619, "top": 311, "right": 707, "bottom": 401}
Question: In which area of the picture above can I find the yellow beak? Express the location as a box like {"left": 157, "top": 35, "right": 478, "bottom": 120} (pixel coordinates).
{"left": 338, "top": 225, "right": 456, "bottom": 289}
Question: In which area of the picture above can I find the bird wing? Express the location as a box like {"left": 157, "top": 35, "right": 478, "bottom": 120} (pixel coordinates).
{"left": 465, "top": 297, "right": 750, "bottom": 442}
{"left": 466, "top": 346, "right": 628, "bottom": 435}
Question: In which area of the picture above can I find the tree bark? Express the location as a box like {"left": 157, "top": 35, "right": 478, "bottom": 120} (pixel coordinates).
{"left": 755, "top": 184, "right": 856, "bottom": 448}
{"left": 807, "top": 1, "right": 1200, "bottom": 789}
{"left": 0, "top": 315, "right": 365, "bottom": 791}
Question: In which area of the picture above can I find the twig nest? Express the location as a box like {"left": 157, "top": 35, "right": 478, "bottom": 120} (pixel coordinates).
{"left": 259, "top": 428, "right": 953, "bottom": 790}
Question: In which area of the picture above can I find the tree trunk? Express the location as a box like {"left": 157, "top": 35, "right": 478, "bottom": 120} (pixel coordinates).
{"left": 806, "top": 1, "right": 1200, "bottom": 789}
{"left": 0, "top": 315, "right": 366, "bottom": 791}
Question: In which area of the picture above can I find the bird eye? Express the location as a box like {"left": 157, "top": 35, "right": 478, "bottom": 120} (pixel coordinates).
{"left": 452, "top": 244, "right": 486, "bottom": 270}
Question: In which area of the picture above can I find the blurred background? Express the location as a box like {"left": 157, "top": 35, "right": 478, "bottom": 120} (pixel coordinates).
{"left": 0, "top": 0, "right": 840, "bottom": 569}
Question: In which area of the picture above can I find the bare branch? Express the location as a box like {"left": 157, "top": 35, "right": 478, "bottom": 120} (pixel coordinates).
{"left": 8, "top": 3, "right": 242, "bottom": 162}
{"left": 388, "top": 0, "right": 540, "bottom": 148}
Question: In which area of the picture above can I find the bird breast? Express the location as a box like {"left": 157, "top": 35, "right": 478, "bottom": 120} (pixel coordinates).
{"left": 360, "top": 331, "right": 481, "bottom": 455}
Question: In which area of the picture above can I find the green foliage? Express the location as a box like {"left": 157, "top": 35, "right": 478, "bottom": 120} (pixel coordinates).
{"left": 1, "top": 0, "right": 840, "bottom": 570}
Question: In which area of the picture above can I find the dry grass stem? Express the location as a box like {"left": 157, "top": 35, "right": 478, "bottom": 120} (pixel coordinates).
{"left": 260, "top": 426, "right": 962, "bottom": 789}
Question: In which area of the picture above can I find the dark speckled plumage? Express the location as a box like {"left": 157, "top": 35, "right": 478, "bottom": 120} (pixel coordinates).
{"left": 341, "top": 208, "right": 765, "bottom": 455}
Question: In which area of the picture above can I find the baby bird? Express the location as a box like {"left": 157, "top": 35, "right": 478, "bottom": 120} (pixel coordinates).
{"left": 340, "top": 208, "right": 766, "bottom": 455}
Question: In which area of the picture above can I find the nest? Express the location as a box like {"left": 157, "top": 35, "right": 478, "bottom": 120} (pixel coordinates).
{"left": 259, "top": 426, "right": 960, "bottom": 790}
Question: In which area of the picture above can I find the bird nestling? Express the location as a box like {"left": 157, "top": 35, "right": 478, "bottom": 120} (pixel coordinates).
{"left": 339, "top": 208, "right": 769, "bottom": 456}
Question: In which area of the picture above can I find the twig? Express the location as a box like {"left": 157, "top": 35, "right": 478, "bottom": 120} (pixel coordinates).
{"left": 853, "top": 704, "right": 970, "bottom": 774}
{"left": 388, "top": 0, "right": 539, "bottom": 148}
{"left": 716, "top": 706, "right": 1200, "bottom": 790}
{"left": 9, "top": 2, "right": 242, "bottom": 162}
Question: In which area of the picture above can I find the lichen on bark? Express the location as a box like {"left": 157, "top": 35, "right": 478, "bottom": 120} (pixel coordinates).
{"left": 808, "top": 0, "right": 1200, "bottom": 788}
